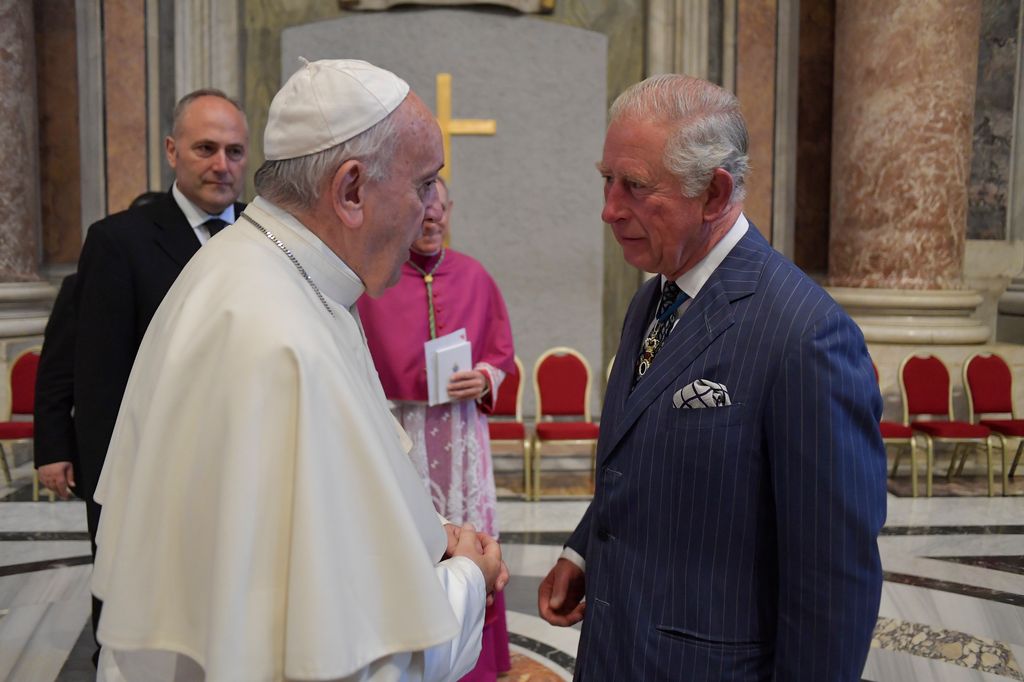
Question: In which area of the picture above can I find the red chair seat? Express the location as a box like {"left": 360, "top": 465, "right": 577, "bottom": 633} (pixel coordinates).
{"left": 536, "top": 421, "right": 600, "bottom": 440}
{"left": 911, "top": 421, "right": 989, "bottom": 438}
{"left": 489, "top": 421, "right": 526, "bottom": 440}
{"left": 979, "top": 419, "right": 1024, "bottom": 437}
{"left": 880, "top": 421, "right": 912, "bottom": 439}
{"left": 0, "top": 422, "right": 33, "bottom": 439}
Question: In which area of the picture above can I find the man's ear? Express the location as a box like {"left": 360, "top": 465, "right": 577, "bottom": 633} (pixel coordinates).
{"left": 164, "top": 136, "right": 178, "bottom": 169}
{"left": 331, "top": 159, "right": 367, "bottom": 228}
{"left": 702, "top": 168, "right": 735, "bottom": 222}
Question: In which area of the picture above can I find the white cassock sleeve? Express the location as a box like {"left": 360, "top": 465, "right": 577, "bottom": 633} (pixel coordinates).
{"left": 98, "top": 557, "right": 486, "bottom": 682}
{"left": 340, "top": 556, "right": 487, "bottom": 682}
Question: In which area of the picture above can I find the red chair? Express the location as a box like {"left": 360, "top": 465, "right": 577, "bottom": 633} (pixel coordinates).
{"left": 963, "top": 352, "right": 1024, "bottom": 495}
{"left": 873, "top": 361, "right": 913, "bottom": 477}
{"left": 0, "top": 349, "right": 40, "bottom": 485}
{"left": 899, "top": 354, "right": 993, "bottom": 497}
{"left": 531, "top": 347, "right": 600, "bottom": 500}
{"left": 487, "top": 356, "right": 531, "bottom": 499}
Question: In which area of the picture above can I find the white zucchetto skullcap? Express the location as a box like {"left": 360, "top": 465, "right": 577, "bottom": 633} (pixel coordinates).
{"left": 263, "top": 58, "right": 410, "bottom": 161}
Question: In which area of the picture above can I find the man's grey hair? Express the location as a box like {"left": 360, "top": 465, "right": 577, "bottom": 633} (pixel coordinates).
{"left": 253, "top": 111, "right": 399, "bottom": 212}
{"left": 171, "top": 88, "right": 246, "bottom": 138}
{"left": 609, "top": 74, "right": 749, "bottom": 203}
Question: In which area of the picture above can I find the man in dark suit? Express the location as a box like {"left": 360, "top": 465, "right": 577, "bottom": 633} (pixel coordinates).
{"left": 34, "top": 273, "right": 78, "bottom": 498}
{"left": 538, "top": 75, "right": 887, "bottom": 680}
{"left": 35, "top": 195, "right": 163, "bottom": 501}
{"left": 67, "top": 89, "right": 248, "bottom": 651}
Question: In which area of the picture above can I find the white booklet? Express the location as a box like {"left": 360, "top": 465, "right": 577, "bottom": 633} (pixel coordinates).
{"left": 425, "top": 329, "right": 473, "bottom": 406}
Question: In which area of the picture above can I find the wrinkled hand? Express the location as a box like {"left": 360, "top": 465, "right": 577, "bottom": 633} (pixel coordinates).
{"left": 447, "top": 370, "right": 487, "bottom": 401}
{"left": 37, "top": 461, "right": 75, "bottom": 500}
{"left": 451, "top": 523, "right": 503, "bottom": 594}
{"left": 538, "top": 558, "right": 586, "bottom": 627}
{"left": 442, "top": 523, "right": 461, "bottom": 559}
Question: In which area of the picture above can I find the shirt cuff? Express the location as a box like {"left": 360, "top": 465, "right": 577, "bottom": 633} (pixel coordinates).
{"left": 560, "top": 546, "right": 586, "bottom": 571}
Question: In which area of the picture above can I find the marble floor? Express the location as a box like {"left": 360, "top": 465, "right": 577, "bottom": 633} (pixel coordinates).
{"left": 2, "top": 454, "right": 1023, "bottom": 681}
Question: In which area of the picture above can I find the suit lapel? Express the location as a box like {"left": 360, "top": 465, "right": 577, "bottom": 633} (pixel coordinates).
{"left": 151, "top": 192, "right": 202, "bottom": 268}
{"left": 599, "top": 226, "right": 771, "bottom": 463}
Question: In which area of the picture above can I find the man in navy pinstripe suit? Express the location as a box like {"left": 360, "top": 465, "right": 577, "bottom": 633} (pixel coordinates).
{"left": 538, "top": 74, "right": 887, "bottom": 680}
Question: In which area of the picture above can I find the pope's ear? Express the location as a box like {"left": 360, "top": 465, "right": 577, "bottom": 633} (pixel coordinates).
{"left": 331, "top": 159, "right": 366, "bottom": 228}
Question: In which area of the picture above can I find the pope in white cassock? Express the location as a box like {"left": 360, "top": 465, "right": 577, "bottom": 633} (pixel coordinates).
{"left": 91, "top": 59, "right": 505, "bottom": 682}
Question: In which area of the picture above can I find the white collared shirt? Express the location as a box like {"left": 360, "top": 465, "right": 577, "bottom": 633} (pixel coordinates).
{"left": 653, "top": 212, "right": 749, "bottom": 333}
{"left": 171, "top": 183, "right": 238, "bottom": 245}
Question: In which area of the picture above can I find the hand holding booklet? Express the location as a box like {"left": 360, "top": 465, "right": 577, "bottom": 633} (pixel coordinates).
{"left": 425, "top": 329, "right": 473, "bottom": 406}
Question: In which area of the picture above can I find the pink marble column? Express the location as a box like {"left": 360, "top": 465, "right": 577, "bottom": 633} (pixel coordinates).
{"left": 829, "top": 0, "right": 981, "bottom": 290}
{"left": 0, "top": 0, "right": 42, "bottom": 283}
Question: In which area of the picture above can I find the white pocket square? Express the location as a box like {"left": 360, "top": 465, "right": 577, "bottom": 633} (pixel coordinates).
{"left": 673, "top": 379, "right": 732, "bottom": 409}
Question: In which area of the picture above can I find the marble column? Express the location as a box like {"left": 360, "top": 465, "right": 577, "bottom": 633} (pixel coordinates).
{"left": 0, "top": 0, "right": 42, "bottom": 285}
{"left": 0, "top": 0, "right": 56, "bottom": 421}
{"left": 828, "top": 0, "right": 988, "bottom": 344}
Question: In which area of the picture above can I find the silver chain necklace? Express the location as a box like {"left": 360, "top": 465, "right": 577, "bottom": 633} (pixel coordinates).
{"left": 241, "top": 213, "right": 335, "bottom": 318}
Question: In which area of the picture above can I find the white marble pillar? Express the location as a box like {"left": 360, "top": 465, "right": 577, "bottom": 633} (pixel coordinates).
{"left": 174, "top": 0, "right": 243, "bottom": 100}
{"left": 646, "top": 0, "right": 709, "bottom": 78}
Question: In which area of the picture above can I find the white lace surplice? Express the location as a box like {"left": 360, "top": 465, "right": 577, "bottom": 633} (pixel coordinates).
{"left": 394, "top": 365, "right": 504, "bottom": 538}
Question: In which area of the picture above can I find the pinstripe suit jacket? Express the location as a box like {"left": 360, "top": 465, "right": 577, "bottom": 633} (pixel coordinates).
{"left": 567, "top": 225, "right": 887, "bottom": 681}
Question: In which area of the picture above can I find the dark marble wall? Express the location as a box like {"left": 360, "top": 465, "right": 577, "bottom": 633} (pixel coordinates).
{"left": 794, "top": 0, "right": 834, "bottom": 275}
{"left": 736, "top": 0, "right": 778, "bottom": 240}
{"left": 34, "top": 0, "right": 82, "bottom": 265}
{"left": 967, "top": 0, "right": 1020, "bottom": 240}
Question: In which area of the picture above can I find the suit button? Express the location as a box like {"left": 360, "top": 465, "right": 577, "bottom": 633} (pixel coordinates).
{"left": 597, "top": 528, "right": 610, "bottom": 541}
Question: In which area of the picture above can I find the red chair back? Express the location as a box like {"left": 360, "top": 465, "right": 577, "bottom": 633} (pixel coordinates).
{"left": 901, "top": 355, "right": 951, "bottom": 418}
{"left": 10, "top": 350, "right": 39, "bottom": 417}
{"left": 491, "top": 356, "right": 523, "bottom": 419}
{"left": 535, "top": 348, "right": 590, "bottom": 418}
{"left": 965, "top": 353, "right": 1014, "bottom": 416}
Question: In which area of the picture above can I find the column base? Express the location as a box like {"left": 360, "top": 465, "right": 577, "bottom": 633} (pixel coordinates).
{"left": 997, "top": 277, "right": 1024, "bottom": 343}
{"left": 0, "top": 281, "right": 56, "bottom": 339}
{"left": 827, "top": 287, "right": 990, "bottom": 345}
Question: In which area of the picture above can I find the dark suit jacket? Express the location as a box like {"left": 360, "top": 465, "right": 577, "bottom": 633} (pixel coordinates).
{"left": 567, "top": 226, "right": 887, "bottom": 681}
{"left": 34, "top": 274, "right": 78, "bottom": 471}
{"left": 73, "top": 191, "right": 245, "bottom": 503}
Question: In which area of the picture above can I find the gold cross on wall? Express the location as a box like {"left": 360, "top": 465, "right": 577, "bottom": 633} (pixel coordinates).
{"left": 434, "top": 73, "right": 496, "bottom": 183}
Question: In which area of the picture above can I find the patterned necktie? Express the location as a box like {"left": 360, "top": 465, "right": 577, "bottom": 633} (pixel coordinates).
{"left": 204, "top": 218, "right": 228, "bottom": 238}
{"left": 635, "top": 280, "right": 687, "bottom": 381}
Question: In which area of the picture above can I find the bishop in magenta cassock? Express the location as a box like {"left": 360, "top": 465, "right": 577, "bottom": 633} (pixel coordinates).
{"left": 358, "top": 178, "right": 516, "bottom": 681}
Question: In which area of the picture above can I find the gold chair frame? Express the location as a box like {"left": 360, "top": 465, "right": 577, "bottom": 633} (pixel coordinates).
{"left": 963, "top": 351, "right": 1020, "bottom": 496}
{"left": 531, "top": 346, "right": 597, "bottom": 500}
{"left": 1, "top": 347, "right": 51, "bottom": 500}
{"left": 899, "top": 354, "right": 995, "bottom": 497}
{"left": 488, "top": 356, "right": 532, "bottom": 499}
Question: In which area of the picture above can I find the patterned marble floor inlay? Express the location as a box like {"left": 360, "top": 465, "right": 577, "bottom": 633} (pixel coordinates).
{"left": 506, "top": 650, "right": 571, "bottom": 679}
{"left": 872, "top": 617, "right": 1024, "bottom": 680}
{"left": 509, "top": 633, "right": 576, "bottom": 674}
{"left": 883, "top": 571, "right": 1024, "bottom": 607}
{"left": 931, "top": 555, "right": 1024, "bottom": 576}
{"left": 882, "top": 526, "right": 1024, "bottom": 536}
{"left": 0, "top": 555, "right": 93, "bottom": 578}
